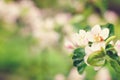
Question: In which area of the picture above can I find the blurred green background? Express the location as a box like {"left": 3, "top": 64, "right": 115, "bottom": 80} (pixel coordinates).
{"left": 0, "top": 0, "right": 120, "bottom": 80}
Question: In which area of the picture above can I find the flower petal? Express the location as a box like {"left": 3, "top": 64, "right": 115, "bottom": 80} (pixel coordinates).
{"left": 91, "top": 25, "right": 101, "bottom": 35}
{"left": 65, "top": 40, "right": 75, "bottom": 49}
{"left": 86, "top": 32, "right": 94, "bottom": 42}
{"left": 85, "top": 46, "right": 93, "bottom": 55}
{"left": 115, "top": 40, "right": 120, "bottom": 56}
{"left": 100, "top": 28, "right": 109, "bottom": 40}
{"left": 91, "top": 42, "right": 105, "bottom": 51}
{"left": 71, "top": 33, "right": 79, "bottom": 46}
{"left": 79, "top": 30, "right": 86, "bottom": 37}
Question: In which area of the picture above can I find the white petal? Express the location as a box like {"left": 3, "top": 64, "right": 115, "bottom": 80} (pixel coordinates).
{"left": 115, "top": 40, "right": 120, "bottom": 55}
{"left": 118, "top": 53, "right": 120, "bottom": 56}
{"left": 65, "top": 40, "right": 75, "bottom": 49}
{"left": 91, "top": 43, "right": 101, "bottom": 51}
{"left": 79, "top": 38, "right": 88, "bottom": 47}
{"left": 85, "top": 46, "right": 93, "bottom": 55}
{"left": 115, "top": 40, "right": 120, "bottom": 46}
{"left": 91, "top": 25, "right": 101, "bottom": 35}
{"left": 91, "top": 42, "right": 105, "bottom": 51}
{"left": 86, "top": 32, "right": 94, "bottom": 42}
{"left": 100, "top": 28, "right": 109, "bottom": 40}
{"left": 99, "top": 42, "right": 106, "bottom": 49}
{"left": 79, "top": 30, "right": 86, "bottom": 37}
{"left": 71, "top": 33, "right": 79, "bottom": 46}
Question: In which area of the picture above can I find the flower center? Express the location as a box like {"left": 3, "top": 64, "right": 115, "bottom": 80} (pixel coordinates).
{"left": 94, "top": 34, "right": 104, "bottom": 42}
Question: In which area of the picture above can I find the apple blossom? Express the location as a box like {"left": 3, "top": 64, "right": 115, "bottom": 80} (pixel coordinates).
{"left": 115, "top": 40, "right": 120, "bottom": 56}
{"left": 65, "top": 39, "right": 75, "bottom": 50}
{"left": 70, "top": 24, "right": 120, "bottom": 77}
{"left": 87, "top": 25, "right": 109, "bottom": 42}
{"left": 68, "top": 30, "right": 88, "bottom": 48}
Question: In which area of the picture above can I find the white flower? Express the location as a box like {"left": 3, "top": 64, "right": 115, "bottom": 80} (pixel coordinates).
{"left": 104, "top": 10, "right": 118, "bottom": 24}
{"left": 65, "top": 30, "right": 88, "bottom": 50}
{"left": 115, "top": 40, "right": 120, "bottom": 56}
{"left": 87, "top": 25, "right": 109, "bottom": 42}
{"left": 71, "top": 30, "right": 88, "bottom": 47}
{"left": 55, "top": 13, "right": 71, "bottom": 25}
{"left": 65, "top": 39, "right": 75, "bottom": 50}
{"left": 95, "top": 68, "right": 111, "bottom": 80}
{"left": 84, "top": 42, "right": 105, "bottom": 65}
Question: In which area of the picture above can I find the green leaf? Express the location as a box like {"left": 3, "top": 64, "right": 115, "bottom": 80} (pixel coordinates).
{"left": 106, "top": 44, "right": 120, "bottom": 65}
{"left": 73, "top": 59, "right": 83, "bottom": 67}
{"left": 72, "top": 48, "right": 87, "bottom": 74}
{"left": 77, "top": 61, "right": 87, "bottom": 74}
{"left": 87, "top": 50, "right": 105, "bottom": 66}
{"left": 83, "top": 25, "right": 91, "bottom": 31}
{"left": 105, "top": 44, "right": 114, "bottom": 49}
{"left": 72, "top": 48, "right": 85, "bottom": 60}
{"left": 106, "top": 56, "right": 120, "bottom": 73}
{"left": 107, "top": 50, "right": 120, "bottom": 64}
{"left": 72, "top": 48, "right": 85, "bottom": 67}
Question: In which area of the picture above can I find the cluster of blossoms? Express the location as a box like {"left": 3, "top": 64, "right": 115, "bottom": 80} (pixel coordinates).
{"left": 66, "top": 24, "right": 120, "bottom": 74}
{"left": 0, "top": 0, "right": 73, "bottom": 50}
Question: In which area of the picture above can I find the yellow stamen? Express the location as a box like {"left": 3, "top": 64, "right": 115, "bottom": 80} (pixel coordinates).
{"left": 94, "top": 34, "right": 103, "bottom": 42}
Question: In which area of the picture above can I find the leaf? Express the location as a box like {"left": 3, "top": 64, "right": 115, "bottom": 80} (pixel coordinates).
{"left": 83, "top": 25, "right": 91, "bottom": 31}
{"left": 72, "top": 48, "right": 85, "bottom": 67}
{"left": 108, "top": 57, "right": 120, "bottom": 73}
{"left": 73, "top": 59, "right": 83, "bottom": 67}
{"left": 106, "top": 44, "right": 120, "bottom": 65}
{"left": 107, "top": 50, "right": 120, "bottom": 64}
{"left": 77, "top": 61, "right": 87, "bottom": 74}
{"left": 87, "top": 50, "right": 105, "bottom": 66}
{"left": 106, "top": 44, "right": 113, "bottom": 49}
{"left": 72, "top": 48, "right": 87, "bottom": 74}
{"left": 72, "top": 48, "right": 85, "bottom": 60}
